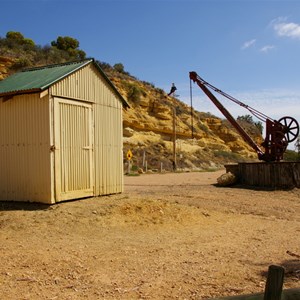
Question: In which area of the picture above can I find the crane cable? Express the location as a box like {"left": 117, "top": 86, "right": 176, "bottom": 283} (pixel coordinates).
{"left": 193, "top": 74, "right": 274, "bottom": 123}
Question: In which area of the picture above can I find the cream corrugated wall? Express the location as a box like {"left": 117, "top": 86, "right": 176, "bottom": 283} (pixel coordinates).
{"left": 0, "top": 94, "right": 52, "bottom": 202}
{"left": 51, "top": 64, "right": 124, "bottom": 196}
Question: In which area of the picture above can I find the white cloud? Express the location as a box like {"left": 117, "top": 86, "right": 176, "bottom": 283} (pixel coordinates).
{"left": 273, "top": 19, "right": 300, "bottom": 39}
{"left": 260, "top": 45, "right": 275, "bottom": 53}
{"left": 241, "top": 39, "right": 256, "bottom": 49}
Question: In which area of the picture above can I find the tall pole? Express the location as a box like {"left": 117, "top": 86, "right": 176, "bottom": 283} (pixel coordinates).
{"left": 168, "top": 83, "right": 177, "bottom": 171}
{"left": 190, "top": 78, "right": 194, "bottom": 138}
{"left": 173, "top": 106, "right": 177, "bottom": 171}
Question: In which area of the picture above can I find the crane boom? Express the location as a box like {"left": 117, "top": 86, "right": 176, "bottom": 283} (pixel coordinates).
{"left": 189, "top": 71, "right": 265, "bottom": 159}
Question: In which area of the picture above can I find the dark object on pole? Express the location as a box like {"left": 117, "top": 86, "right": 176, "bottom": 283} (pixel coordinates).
{"left": 168, "top": 83, "right": 177, "bottom": 96}
{"left": 189, "top": 71, "right": 299, "bottom": 162}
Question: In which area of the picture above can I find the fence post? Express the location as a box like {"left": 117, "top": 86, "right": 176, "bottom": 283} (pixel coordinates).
{"left": 263, "top": 265, "right": 284, "bottom": 300}
{"left": 127, "top": 160, "right": 131, "bottom": 175}
{"left": 142, "top": 150, "right": 145, "bottom": 168}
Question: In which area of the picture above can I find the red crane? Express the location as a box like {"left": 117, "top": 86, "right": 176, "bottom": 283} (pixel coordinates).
{"left": 189, "top": 71, "right": 299, "bottom": 162}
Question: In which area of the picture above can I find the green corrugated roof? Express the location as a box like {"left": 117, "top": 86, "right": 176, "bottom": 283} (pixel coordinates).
{"left": 0, "top": 58, "right": 129, "bottom": 108}
{"left": 0, "top": 60, "right": 91, "bottom": 95}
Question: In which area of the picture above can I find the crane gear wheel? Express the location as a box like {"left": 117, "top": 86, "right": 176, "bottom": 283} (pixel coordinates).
{"left": 278, "top": 116, "right": 299, "bottom": 143}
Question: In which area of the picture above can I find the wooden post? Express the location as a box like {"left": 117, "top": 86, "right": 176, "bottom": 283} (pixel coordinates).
{"left": 142, "top": 150, "right": 146, "bottom": 168}
{"left": 127, "top": 160, "right": 131, "bottom": 174}
{"left": 263, "top": 265, "right": 284, "bottom": 300}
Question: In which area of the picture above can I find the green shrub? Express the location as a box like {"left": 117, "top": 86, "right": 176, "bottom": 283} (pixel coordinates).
{"left": 113, "top": 63, "right": 125, "bottom": 73}
{"left": 131, "top": 165, "right": 139, "bottom": 171}
{"left": 124, "top": 82, "right": 143, "bottom": 103}
{"left": 12, "top": 57, "right": 32, "bottom": 69}
{"left": 283, "top": 150, "right": 300, "bottom": 161}
{"left": 96, "top": 60, "right": 112, "bottom": 71}
{"left": 6, "top": 31, "right": 25, "bottom": 41}
{"left": 213, "top": 150, "right": 242, "bottom": 161}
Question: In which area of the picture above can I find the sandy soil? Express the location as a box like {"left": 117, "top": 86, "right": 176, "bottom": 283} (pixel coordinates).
{"left": 0, "top": 170, "right": 299, "bottom": 299}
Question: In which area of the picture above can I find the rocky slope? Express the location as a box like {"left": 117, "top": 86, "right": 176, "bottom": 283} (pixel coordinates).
{"left": 0, "top": 56, "right": 15, "bottom": 80}
{"left": 0, "top": 56, "right": 263, "bottom": 171}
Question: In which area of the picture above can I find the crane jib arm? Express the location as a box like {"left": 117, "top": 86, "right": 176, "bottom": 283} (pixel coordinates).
{"left": 189, "top": 71, "right": 264, "bottom": 158}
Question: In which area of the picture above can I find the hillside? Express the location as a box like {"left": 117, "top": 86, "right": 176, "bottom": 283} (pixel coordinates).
{"left": 102, "top": 68, "right": 263, "bottom": 171}
{"left": 0, "top": 32, "right": 264, "bottom": 171}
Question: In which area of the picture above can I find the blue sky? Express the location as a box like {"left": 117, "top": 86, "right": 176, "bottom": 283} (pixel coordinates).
{"left": 1, "top": 0, "right": 300, "bottom": 147}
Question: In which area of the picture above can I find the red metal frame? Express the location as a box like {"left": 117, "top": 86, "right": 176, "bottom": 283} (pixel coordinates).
{"left": 189, "top": 71, "right": 292, "bottom": 162}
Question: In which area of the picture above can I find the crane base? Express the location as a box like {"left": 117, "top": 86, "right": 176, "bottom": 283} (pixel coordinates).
{"left": 225, "top": 162, "right": 300, "bottom": 189}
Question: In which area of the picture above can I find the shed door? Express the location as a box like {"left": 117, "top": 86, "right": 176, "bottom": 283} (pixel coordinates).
{"left": 54, "top": 98, "right": 94, "bottom": 201}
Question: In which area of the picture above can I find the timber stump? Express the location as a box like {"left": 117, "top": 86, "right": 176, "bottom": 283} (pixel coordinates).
{"left": 225, "top": 162, "right": 300, "bottom": 189}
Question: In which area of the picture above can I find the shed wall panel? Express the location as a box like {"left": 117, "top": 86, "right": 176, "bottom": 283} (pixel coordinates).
{"left": 51, "top": 64, "right": 124, "bottom": 196}
{"left": 0, "top": 94, "right": 52, "bottom": 202}
{"left": 94, "top": 103, "right": 123, "bottom": 195}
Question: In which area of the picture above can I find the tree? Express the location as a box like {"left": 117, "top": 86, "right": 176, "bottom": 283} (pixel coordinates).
{"left": 76, "top": 49, "right": 86, "bottom": 60}
{"left": 237, "top": 114, "right": 263, "bottom": 134}
{"left": 51, "top": 36, "right": 86, "bottom": 60}
{"left": 6, "top": 31, "right": 24, "bottom": 41}
{"left": 295, "top": 135, "right": 300, "bottom": 159}
{"left": 51, "top": 36, "right": 79, "bottom": 51}
{"left": 237, "top": 114, "right": 253, "bottom": 123}
{"left": 6, "top": 31, "right": 35, "bottom": 46}
{"left": 255, "top": 121, "right": 263, "bottom": 134}
{"left": 113, "top": 63, "right": 125, "bottom": 73}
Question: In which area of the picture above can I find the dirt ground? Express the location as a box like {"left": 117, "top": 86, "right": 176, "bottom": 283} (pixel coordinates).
{"left": 0, "top": 170, "right": 299, "bottom": 300}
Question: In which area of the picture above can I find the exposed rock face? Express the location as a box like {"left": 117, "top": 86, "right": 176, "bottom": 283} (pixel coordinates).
{"left": 0, "top": 56, "right": 15, "bottom": 80}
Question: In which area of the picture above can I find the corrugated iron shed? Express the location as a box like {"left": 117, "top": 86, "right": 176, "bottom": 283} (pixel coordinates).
{"left": 0, "top": 58, "right": 128, "bottom": 204}
{"left": 0, "top": 59, "right": 129, "bottom": 108}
